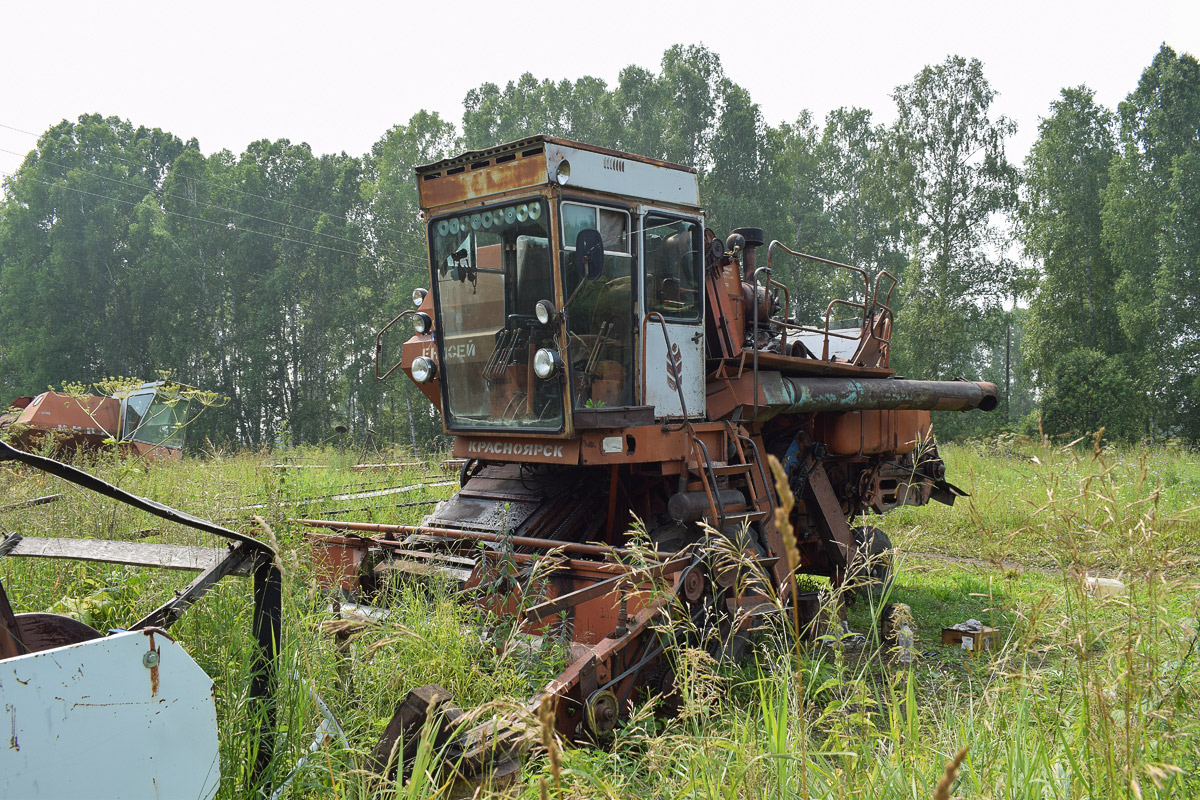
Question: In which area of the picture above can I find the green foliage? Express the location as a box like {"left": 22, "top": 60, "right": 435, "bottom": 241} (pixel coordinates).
{"left": 1020, "top": 87, "right": 1123, "bottom": 384}
{"left": 889, "top": 55, "right": 1020, "bottom": 386}
{"left": 1102, "top": 44, "right": 1200, "bottom": 440}
{"left": 1038, "top": 348, "right": 1140, "bottom": 440}
{"left": 2, "top": 44, "right": 1200, "bottom": 445}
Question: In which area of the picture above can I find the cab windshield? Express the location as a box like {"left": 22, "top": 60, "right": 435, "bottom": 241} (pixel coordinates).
{"left": 430, "top": 199, "right": 563, "bottom": 431}
{"left": 122, "top": 390, "right": 190, "bottom": 449}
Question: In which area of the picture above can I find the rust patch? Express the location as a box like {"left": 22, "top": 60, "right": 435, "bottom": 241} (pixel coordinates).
{"left": 419, "top": 156, "right": 547, "bottom": 209}
{"left": 147, "top": 631, "right": 159, "bottom": 697}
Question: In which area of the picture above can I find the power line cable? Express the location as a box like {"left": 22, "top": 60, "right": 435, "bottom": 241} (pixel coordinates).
{"left": 0, "top": 120, "right": 429, "bottom": 251}
{"left": 0, "top": 145, "right": 418, "bottom": 263}
{"left": 24, "top": 176, "right": 404, "bottom": 265}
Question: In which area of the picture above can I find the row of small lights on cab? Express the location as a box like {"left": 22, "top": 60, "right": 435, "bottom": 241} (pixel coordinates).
{"left": 406, "top": 291, "right": 563, "bottom": 384}
{"left": 433, "top": 202, "right": 543, "bottom": 238}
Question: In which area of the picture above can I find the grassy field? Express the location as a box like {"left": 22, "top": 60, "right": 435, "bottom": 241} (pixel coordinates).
{"left": 1, "top": 439, "right": 1198, "bottom": 799}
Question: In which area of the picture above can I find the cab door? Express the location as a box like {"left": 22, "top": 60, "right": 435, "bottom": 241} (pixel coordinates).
{"left": 639, "top": 209, "right": 705, "bottom": 419}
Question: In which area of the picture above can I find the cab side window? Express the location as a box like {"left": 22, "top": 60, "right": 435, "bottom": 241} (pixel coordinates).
{"left": 643, "top": 215, "right": 701, "bottom": 322}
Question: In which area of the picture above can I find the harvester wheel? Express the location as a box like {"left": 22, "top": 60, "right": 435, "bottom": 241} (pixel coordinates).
{"left": 459, "top": 458, "right": 482, "bottom": 488}
{"left": 584, "top": 689, "right": 620, "bottom": 738}
{"left": 848, "top": 526, "right": 893, "bottom": 602}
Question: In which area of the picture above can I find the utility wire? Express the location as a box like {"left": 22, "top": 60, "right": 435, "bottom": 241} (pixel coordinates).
{"left": 0, "top": 120, "right": 428, "bottom": 251}
{"left": 25, "top": 176, "right": 403, "bottom": 264}
{"left": 0, "top": 145, "right": 418, "bottom": 263}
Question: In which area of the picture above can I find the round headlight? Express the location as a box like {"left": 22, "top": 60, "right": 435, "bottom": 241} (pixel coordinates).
{"left": 412, "top": 312, "right": 432, "bottom": 334}
{"left": 412, "top": 287, "right": 428, "bottom": 307}
{"left": 555, "top": 160, "right": 571, "bottom": 186}
{"left": 411, "top": 356, "right": 437, "bottom": 383}
{"left": 535, "top": 300, "right": 555, "bottom": 326}
{"left": 533, "top": 348, "right": 562, "bottom": 380}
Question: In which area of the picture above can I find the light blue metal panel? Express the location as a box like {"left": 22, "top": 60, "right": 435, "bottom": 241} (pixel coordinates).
{"left": 637, "top": 206, "right": 706, "bottom": 419}
{"left": 0, "top": 630, "right": 220, "bottom": 799}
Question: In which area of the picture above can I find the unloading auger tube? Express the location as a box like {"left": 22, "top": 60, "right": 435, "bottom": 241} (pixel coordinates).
{"left": 756, "top": 375, "right": 999, "bottom": 419}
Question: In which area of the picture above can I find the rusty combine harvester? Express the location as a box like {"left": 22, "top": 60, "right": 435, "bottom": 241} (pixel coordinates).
{"left": 303, "top": 136, "right": 997, "bottom": 775}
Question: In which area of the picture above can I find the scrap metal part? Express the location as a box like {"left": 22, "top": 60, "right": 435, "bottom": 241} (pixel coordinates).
{"left": 0, "top": 439, "right": 282, "bottom": 795}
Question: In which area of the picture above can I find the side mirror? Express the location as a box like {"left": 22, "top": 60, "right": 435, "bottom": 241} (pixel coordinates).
{"left": 575, "top": 229, "right": 604, "bottom": 281}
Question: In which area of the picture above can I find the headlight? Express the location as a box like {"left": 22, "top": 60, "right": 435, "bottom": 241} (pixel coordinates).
{"left": 533, "top": 348, "right": 562, "bottom": 380}
{"left": 412, "top": 287, "right": 428, "bottom": 307}
{"left": 555, "top": 160, "right": 571, "bottom": 185}
{"left": 413, "top": 312, "right": 432, "bottom": 334}
{"left": 535, "top": 300, "right": 555, "bottom": 326}
{"left": 411, "top": 356, "right": 437, "bottom": 383}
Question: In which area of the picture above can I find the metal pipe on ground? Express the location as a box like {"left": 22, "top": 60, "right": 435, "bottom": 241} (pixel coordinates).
{"left": 297, "top": 519, "right": 642, "bottom": 559}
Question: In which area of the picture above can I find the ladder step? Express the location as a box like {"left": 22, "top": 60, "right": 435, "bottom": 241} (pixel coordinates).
{"left": 721, "top": 510, "right": 768, "bottom": 525}
{"left": 709, "top": 463, "right": 752, "bottom": 477}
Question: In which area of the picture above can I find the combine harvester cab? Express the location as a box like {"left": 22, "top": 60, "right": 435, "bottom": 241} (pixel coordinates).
{"left": 0, "top": 440, "right": 281, "bottom": 797}
{"left": 1, "top": 381, "right": 192, "bottom": 462}
{"left": 304, "top": 136, "right": 997, "bottom": 778}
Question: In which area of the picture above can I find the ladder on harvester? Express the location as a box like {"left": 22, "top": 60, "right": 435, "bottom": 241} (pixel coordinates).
{"left": 683, "top": 422, "right": 773, "bottom": 532}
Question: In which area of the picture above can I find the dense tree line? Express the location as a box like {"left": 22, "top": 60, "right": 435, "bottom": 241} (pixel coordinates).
{"left": 1, "top": 44, "right": 1196, "bottom": 448}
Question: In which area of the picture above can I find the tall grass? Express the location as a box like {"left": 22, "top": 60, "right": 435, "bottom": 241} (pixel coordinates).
{"left": 1, "top": 440, "right": 1198, "bottom": 798}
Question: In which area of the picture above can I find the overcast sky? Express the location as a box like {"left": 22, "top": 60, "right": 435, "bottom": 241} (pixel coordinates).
{"left": 2, "top": 0, "right": 1198, "bottom": 179}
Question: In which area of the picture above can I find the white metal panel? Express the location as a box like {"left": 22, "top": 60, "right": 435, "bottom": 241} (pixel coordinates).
{"left": 796, "top": 330, "right": 861, "bottom": 361}
{"left": 0, "top": 629, "right": 220, "bottom": 799}
{"left": 643, "top": 322, "right": 705, "bottom": 418}
{"left": 544, "top": 143, "right": 700, "bottom": 207}
{"left": 639, "top": 206, "right": 706, "bottom": 419}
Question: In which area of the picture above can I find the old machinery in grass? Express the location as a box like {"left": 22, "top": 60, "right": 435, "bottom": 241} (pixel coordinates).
{"left": 0, "top": 439, "right": 281, "bottom": 797}
{"left": 304, "top": 136, "right": 997, "bottom": 779}
{"left": 1, "top": 380, "right": 196, "bottom": 461}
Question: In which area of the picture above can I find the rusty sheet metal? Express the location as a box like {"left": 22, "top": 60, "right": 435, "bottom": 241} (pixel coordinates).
{"left": 0, "top": 629, "right": 220, "bottom": 799}
{"left": 578, "top": 423, "right": 692, "bottom": 465}
{"left": 6, "top": 390, "right": 120, "bottom": 442}
{"left": 419, "top": 154, "right": 548, "bottom": 209}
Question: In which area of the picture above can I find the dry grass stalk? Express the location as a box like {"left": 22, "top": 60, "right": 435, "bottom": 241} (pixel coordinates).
{"left": 766, "top": 454, "right": 809, "bottom": 800}
{"left": 537, "top": 695, "right": 561, "bottom": 795}
{"left": 932, "top": 746, "right": 969, "bottom": 800}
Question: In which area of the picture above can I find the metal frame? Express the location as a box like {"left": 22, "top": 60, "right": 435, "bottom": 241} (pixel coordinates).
{"left": 0, "top": 439, "right": 282, "bottom": 780}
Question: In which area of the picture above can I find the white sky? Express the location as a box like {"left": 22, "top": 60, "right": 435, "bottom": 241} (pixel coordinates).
{"left": 1, "top": 0, "right": 1198, "bottom": 179}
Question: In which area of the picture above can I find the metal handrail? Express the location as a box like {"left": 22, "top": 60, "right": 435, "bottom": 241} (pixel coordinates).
{"left": 872, "top": 269, "right": 898, "bottom": 311}
{"left": 762, "top": 241, "right": 901, "bottom": 364}
{"left": 765, "top": 241, "right": 870, "bottom": 311}
{"left": 374, "top": 309, "right": 418, "bottom": 381}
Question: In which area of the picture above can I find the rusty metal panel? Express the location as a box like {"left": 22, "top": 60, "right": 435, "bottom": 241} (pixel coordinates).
{"left": 11, "top": 391, "right": 120, "bottom": 441}
{"left": 578, "top": 424, "right": 690, "bottom": 465}
{"left": 419, "top": 156, "right": 548, "bottom": 209}
{"left": 0, "top": 629, "right": 219, "bottom": 798}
